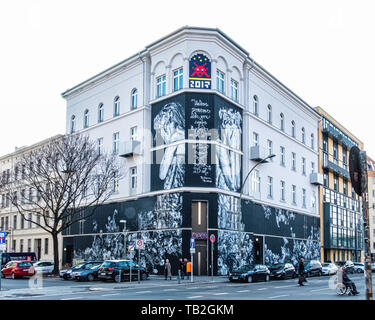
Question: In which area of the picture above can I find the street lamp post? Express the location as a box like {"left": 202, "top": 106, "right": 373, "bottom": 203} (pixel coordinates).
{"left": 120, "top": 220, "right": 127, "bottom": 259}
{"left": 237, "top": 154, "right": 276, "bottom": 267}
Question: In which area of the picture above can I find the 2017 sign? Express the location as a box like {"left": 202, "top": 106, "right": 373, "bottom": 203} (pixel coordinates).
{"left": 189, "top": 53, "right": 211, "bottom": 89}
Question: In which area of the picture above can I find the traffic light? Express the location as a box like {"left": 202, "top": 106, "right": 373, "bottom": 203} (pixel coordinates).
{"left": 349, "top": 146, "right": 368, "bottom": 196}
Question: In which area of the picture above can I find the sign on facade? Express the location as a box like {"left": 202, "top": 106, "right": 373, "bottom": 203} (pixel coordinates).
{"left": 189, "top": 53, "right": 211, "bottom": 89}
{"left": 128, "top": 241, "right": 136, "bottom": 251}
{"left": 135, "top": 239, "right": 144, "bottom": 250}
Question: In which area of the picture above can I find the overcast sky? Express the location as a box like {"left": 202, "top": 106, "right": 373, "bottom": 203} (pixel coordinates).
{"left": 0, "top": 0, "right": 374, "bottom": 158}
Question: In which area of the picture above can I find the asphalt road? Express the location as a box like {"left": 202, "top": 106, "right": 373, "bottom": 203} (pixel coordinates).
{"left": 0, "top": 273, "right": 370, "bottom": 300}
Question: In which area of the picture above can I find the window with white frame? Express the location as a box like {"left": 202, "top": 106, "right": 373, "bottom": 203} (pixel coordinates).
{"left": 302, "top": 188, "right": 306, "bottom": 208}
{"left": 267, "top": 105, "right": 272, "bottom": 124}
{"left": 130, "top": 126, "right": 137, "bottom": 141}
{"left": 230, "top": 79, "right": 238, "bottom": 102}
{"left": 97, "top": 138, "right": 103, "bottom": 155}
{"left": 301, "top": 127, "right": 306, "bottom": 144}
{"left": 267, "top": 140, "right": 273, "bottom": 159}
{"left": 130, "top": 167, "right": 137, "bottom": 190}
{"left": 173, "top": 68, "right": 183, "bottom": 91}
{"left": 280, "top": 180, "right": 286, "bottom": 201}
{"left": 311, "top": 191, "right": 316, "bottom": 210}
{"left": 251, "top": 169, "right": 260, "bottom": 194}
{"left": 98, "top": 103, "right": 104, "bottom": 123}
{"left": 253, "top": 95, "right": 258, "bottom": 116}
{"left": 311, "top": 162, "right": 315, "bottom": 174}
{"left": 280, "top": 113, "right": 285, "bottom": 131}
{"left": 292, "top": 185, "right": 297, "bottom": 204}
{"left": 113, "top": 170, "right": 119, "bottom": 193}
{"left": 302, "top": 157, "right": 306, "bottom": 175}
{"left": 131, "top": 89, "right": 138, "bottom": 110}
{"left": 253, "top": 132, "right": 259, "bottom": 146}
{"left": 157, "top": 75, "right": 166, "bottom": 97}
{"left": 291, "top": 152, "right": 296, "bottom": 171}
{"left": 114, "top": 96, "right": 120, "bottom": 116}
{"left": 83, "top": 109, "right": 89, "bottom": 128}
{"left": 70, "top": 115, "right": 75, "bottom": 133}
{"left": 311, "top": 133, "right": 314, "bottom": 150}
{"left": 113, "top": 132, "right": 119, "bottom": 154}
{"left": 216, "top": 70, "right": 225, "bottom": 93}
{"left": 280, "top": 146, "right": 285, "bottom": 166}
{"left": 267, "top": 176, "right": 273, "bottom": 198}
{"left": 291, "top": 121, "right": 296, "bottom": 137}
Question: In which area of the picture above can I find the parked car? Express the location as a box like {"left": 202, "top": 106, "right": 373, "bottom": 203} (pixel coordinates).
{"left": 72, "top": 263, "right": 102, "bottom": 281}
{"left": 304, "top": 260, "right": 322, "bottom": 277}
{"left": 1, "top": 260, "right": 35, "bottom": 279}
{"left": 268, "top": 263, "right": 296, "bottom": 280}
{"left": 0, "top": 252, "right": 37, "bottom": 269}
{"left": 33, "top": 261, "right": 54, "bottom": 275}
{"left": 228, "top": 264, "right": 270, "bottom": 283}
{"left": 353, "top": 262, "right": 365, "bottom": 273}
{"left": 98, "top": 260, "right": 149, "bottom": 282}
{"left": 335, "top": 261, "right": 354, "bottom": 274}
{"left": 371, "top": 263, "right": 375, "bottom": 272}
{"left": 60, "top": 261, "right": 103, "bottom": 280}
{"left": 321, "top": 262, "right": 338, "bottom": 276}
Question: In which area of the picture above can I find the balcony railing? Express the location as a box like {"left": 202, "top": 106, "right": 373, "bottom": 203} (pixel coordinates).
{"left": 322, "top": 152, "right": 350, "bottom": 179}
{"left": 119, "top": 140, "right": 141, "bottom": 158}
{"left": 322, "top": 121, "right": 356, "bottom": 149}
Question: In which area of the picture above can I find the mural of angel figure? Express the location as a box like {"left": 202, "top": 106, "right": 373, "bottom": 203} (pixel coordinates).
{"left": 216, "top": 107, "right": 242, "bottom": 192}
{"left": 154, "top": 102, "right": 185, "bottom": 189}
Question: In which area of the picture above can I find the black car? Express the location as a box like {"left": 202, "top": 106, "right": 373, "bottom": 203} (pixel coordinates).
{"left": 72, "top": 263, "right": 103, "bottom": 281}
{"left": 304, "top": 260, "right": 322, "bottom": 277}
{"left": 229, "top": 264, "right": 270, "bottom": 283}
{"left": 60, "top": 261, "right": 103, "bottom": 280}
{"left": 98, "top": 260, "right": 149, "bottom": 282}
{"left": 268, "top": 262, "right": 296, "bottom": 280}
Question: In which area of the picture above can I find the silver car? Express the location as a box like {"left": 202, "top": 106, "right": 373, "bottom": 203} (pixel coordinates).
{"left": 321, "top": 262, "right": 338, "bottom": 275}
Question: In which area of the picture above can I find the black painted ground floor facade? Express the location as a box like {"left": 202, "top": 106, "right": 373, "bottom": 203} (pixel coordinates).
{"left": 62, "top": 192, "right": 321, "bottom": 275}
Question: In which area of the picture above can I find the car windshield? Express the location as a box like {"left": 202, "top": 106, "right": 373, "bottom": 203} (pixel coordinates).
{"left": 322, "top": 263, "right": 330, "bottom": 267}
{"left": 101, "top": 262, "right": 116, "bottom": 268}
{"left": 73, "top": 263, "right": 85, "bottom": 269}
{"left": 235, "top": 265, "right": 253, "bottom": 272}
{"left": 90, "top": 264, "right": 101, "bottom": 270}
{"left": 269, "top": 263, "right": 284, "bottom": 269}
{"left": 18, "top": 262, "right": 32, "bottom": 267}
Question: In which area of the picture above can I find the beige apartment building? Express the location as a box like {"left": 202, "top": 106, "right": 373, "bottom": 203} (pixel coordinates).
{"left": 0, "top": 135, "right": 63, "bottom": 265}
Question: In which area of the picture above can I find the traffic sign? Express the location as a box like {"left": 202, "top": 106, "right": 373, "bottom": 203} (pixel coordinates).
{"left": 190, "top": 248, "right": 196, "bottom": 254}
{"left": 210, "top": 234, "right": 216, "bottom": 243}
{"left": 136, "top": 239, "right": 144, "bottom": 250}
{"left": 128, "top": 241, "right": 135, "bottom": 251}
{"left": 0, "top": 232, "right": 6, "bottom": 245}
{"left": 190, "top": 238, "right": 195, "bottom": 248}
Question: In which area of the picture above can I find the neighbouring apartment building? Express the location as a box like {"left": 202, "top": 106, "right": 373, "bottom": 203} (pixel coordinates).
{"left": 367, "top": 156, "right": 375, "bottom": 261}
{"left": 61, "top": 26, "right": 322, "bottom": 275}
{"left": 315, "top": 107, "right": 364, "bottom": 263}
{"left": 0, "top": 135, "right": 63, "bottom": 263}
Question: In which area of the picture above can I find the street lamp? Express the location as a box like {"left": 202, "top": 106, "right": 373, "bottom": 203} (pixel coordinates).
{"left": 120, "top": 220, "right": 127, "bottom": 259}
{"left": 237, "top": 153, "right": 276, "bottom": 267}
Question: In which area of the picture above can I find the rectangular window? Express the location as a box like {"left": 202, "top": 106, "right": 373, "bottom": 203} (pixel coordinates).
{"left": 113, "top": 132, "right": 119, "bottom": 154}
{"left": 27, "top": 239, "right": 31, "bottom": 252}
{"left": 311, "top": 162, "right": 315, "bottom": 174}
{"left": 173, "top": 68, "right": 183, "bottom": 91}
{"left": 130, "top": 167, "right": 137, "bottom": 190}
{"left": 280, "top": 180, "right": 285, "bottom": 201}
{"left": 267, "top": 140, "right": 273, "bottom": 159}
{"left": 334, "top": 174, "right": 339, "bottom": 191}
{"left": 97, "top": 138, "right": 103, "bottom": 155}
{"left": 113, "top": 171, "right": 119, "bottom": 193}
{"left": 44, "top": 238, "right": 48, "bottom": 255}
{"left": 253, "top": 132, "right": 259, "bottom": 146}
{"left": 28, "top": 213, "right": 32, "bottom": 228}
{"left": 130, "top": 126, "right": 137, "bottom": 141}
{"left": 292, "top": 185, "right": 297, "bottom": 204}
{"left": 216, "top": 70, "right": 225, "bottom": 94}
{"left": 230, "top": 79, "right": 238, "bottom": 102}
{"left": 157, "top": 74, "right": 166, "bottom": 97}
{"left": 311, "top": 191, "right": 316, "bottom": 210}
{"left": 13, "top": 215, "right": 17, "bottom": 230}
{"left": 291, "top": 153, "right": 296, "bottom": 171}
{"left": 251, "top": 170, "right": 261, "bottom": 194}
{"left": 20, "top": 239, "right": 24, "bottom": 252}
{"left": 302, "top": 188, "right": 306, "bottom": 208}
{"left": 280, "top": 146, "right": 285, "bottom": 166}
{"left": 302, "top": 157, "right": 306, "bottom": 175}
{"left": 343, "top": 179, "right": 348, "bottom": 195}
{"left": 323, "top": 171, "right": 329, "bottom": 187}
{"left": 267, "top": 176, "right": 273, "bottom": 198}
{"left": 333, "top": 141, "right": 338, "bottom": 165}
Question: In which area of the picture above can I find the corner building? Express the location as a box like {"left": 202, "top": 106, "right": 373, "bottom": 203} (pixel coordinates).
{"left": 61, "top": 27, "right": 321, "bottom": 275}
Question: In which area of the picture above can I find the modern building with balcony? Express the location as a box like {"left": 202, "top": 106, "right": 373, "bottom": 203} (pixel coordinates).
{"left": 60, "top": 26, "right": 321, "bottom": 275}
{"left": 316, "top": 106, "right": 364, "bottom": 263}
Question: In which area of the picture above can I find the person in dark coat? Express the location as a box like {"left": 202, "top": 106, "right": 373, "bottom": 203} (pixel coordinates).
{"left": 342, "top": 267, "right": 359, "bottom": 295}
{"left": 164, "top": 259, "right": 172, "bottom": 280}
{"left": 179, "top": 258, "right": 185, "bottom": 280}
{"left": 298, "top": 258, "right": 306, "bottom": 286}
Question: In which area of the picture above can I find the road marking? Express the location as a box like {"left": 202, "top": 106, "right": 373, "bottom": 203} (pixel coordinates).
{"left": 189, "top": 287, "right": 200, "bottom": 290}
{"left": 310, "top": 288, "right": 332, "bottom": 292}
{"left": 163, "top": 289, "right": 177, "bottom": 291}
{"left": 268, "top": 294, "right": 289, "bottom": 299}
{"left": 213, "top": 292, "right": 228, "bottom": 295}
{"left": 257, "top": 288, "right": 267, "bottom": 291}
{"left": 101, "top": 293, "right": 120, "bottom": 297}
{"left": 237, "top": 290, "right": 250, "bottom": 293}
{"left": 188, "top": 295, "right": 203, "bottom": 299}
{"left": 274, "top": 284, "right": 297, "bottom": 288}
{"left": 61, "top": 297, "right": 82, "bottom": 300}
{"left": 135, "top": 291, "right": 152, "bottom": 294}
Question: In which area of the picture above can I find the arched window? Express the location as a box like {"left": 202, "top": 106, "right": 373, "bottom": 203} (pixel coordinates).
{"left": 131, "top": 89, "right": 138, "bottom": 110}
{"left": 267, "top": 104, "right": 272, "bottom": 124}
{"left": 83, "top": 109, "right": 89, "bottom": 128}
{"left": 311, "top": 133, "right": 314, "bottom": 149}
{"left": 291, "top": 120, "right": 296, "bottom": 137}
{"left": 98, "top": 103, "right": 104, "bottom": 123}
{"left": 301, "top": 127, "right": 305, "bottom": 144}
{"left": 253, "top": 95, "right": 258, "bottom": 116}
{"left": 114, "top": 96, "right": 120, "bottom": 117}
{"left": 70, "top": 115, "right": 75, "bottom": 133}
{"left": 280, "top": 113, "right": 285, "bottom": 131}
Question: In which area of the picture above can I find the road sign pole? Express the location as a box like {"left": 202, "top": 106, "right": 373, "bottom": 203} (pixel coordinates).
{"left": 211, "top": 243, "right": 214, "bottom": 282}
{"left": 362, "top": 191, "right": 373, "bottom": 300}
{"left": 138, "top": 249, "right": 140, "bottom": 284}
{"left": 191, "top": 253, "right": 193, "bottom": 283}
{"left": 0, "top": 252, "right": 2, "bottom": 291}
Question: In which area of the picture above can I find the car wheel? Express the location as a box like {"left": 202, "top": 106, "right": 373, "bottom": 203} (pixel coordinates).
{"left": 141, "top": 273, "right": 147, "bottom": 281}
{"left": 1, "top": 272, "right": 4, "bottom": 278}
{"left": 318, "top": 271, "right": 322, "bottom": 277}
{"left": 114, "top": 274, "right": 122, "bottom": 282}
{"left": 87, "top": 274, "right": 94, "bottom": 282}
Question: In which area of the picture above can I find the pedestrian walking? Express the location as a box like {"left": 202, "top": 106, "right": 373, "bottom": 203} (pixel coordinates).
{"left": 298, "top": 258, "right": 306, "bottom": 286}
{"left": 183, "top": 258, "right": 188, "bottom": 280}
{"left": 179, "top": 258, "right": 185, "bottom": 280}
{"left": 164, "top": 259, "right": 172, "bottom": 280}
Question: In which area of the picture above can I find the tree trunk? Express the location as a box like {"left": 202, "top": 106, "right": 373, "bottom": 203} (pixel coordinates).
{"left": 52, "top": 232, "right": 60, "bottom": 276}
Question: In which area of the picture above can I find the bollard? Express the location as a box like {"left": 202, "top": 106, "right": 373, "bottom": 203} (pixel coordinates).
{"left": 178, "top": 270, "right": 181, "bottom": 284}
{"left": 138, "top": 269, "right": 140, "bottom": 284}
{"left": 130, "top": 266, "right": 132, "bottom": 283}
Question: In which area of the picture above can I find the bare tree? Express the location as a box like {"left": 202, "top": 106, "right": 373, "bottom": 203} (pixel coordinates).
{"left": 0, "top": 134, "right": 123, "bottom": 275}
